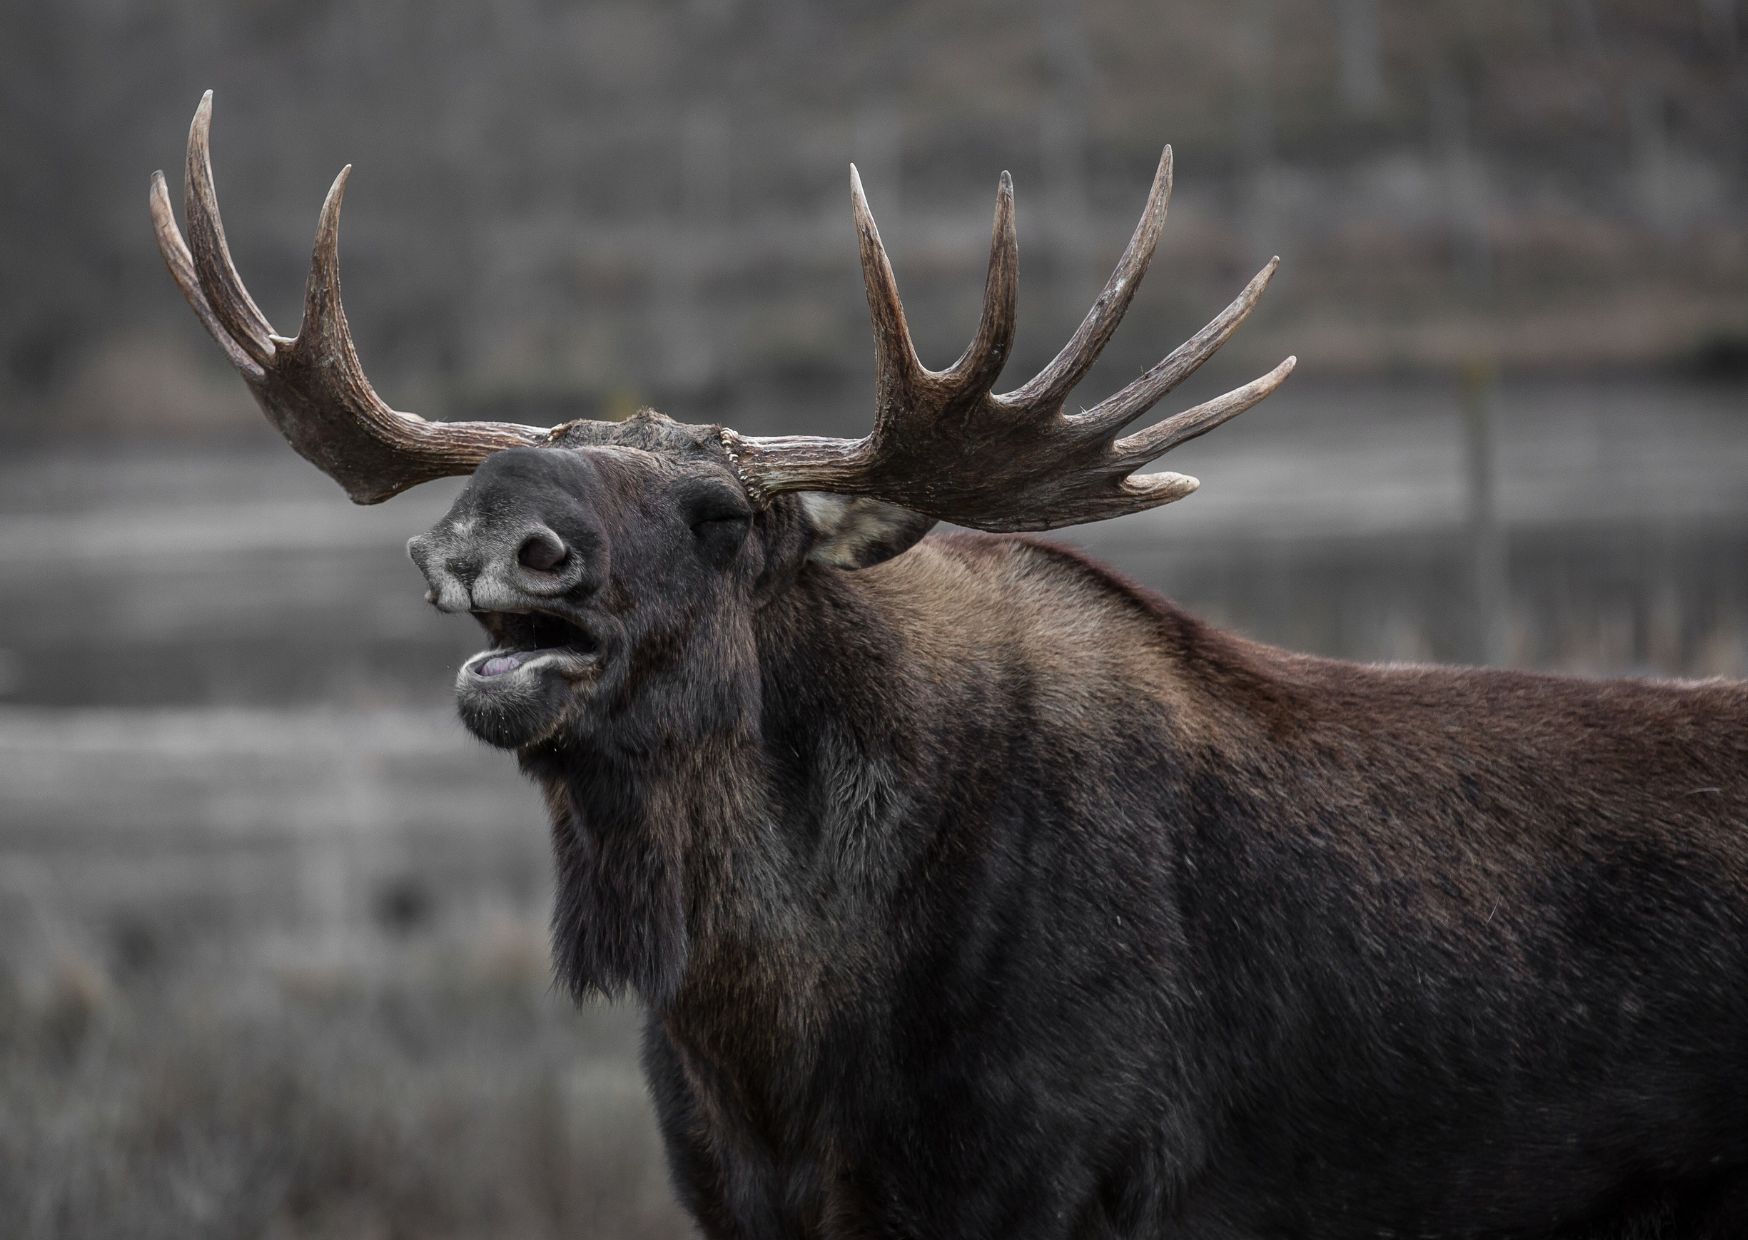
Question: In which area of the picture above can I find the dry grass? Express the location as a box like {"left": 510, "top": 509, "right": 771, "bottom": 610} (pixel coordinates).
{"left": 0, "top": 915, "right": 689, "bottom": 1240}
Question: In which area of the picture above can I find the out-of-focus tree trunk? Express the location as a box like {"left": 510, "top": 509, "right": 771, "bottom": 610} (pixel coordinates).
{"left": 1334, "top": 0, "right": 1385, "bottom": 113}
{"left": 1040, "top": 0, "right": 1094, "bottom": 319}
{"left": 1243, "top": 0, "right": 1279, "bottom": 259}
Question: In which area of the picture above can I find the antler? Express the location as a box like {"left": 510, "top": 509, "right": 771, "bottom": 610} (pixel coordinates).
{"left": 722, "top": 149, "right": 1295, "bottom": 532}
{"left": 152, "top": 97, "right": 1290, "bottom": 526}
{"left": 149, "top": 92, "right": 572, "bottom": 504}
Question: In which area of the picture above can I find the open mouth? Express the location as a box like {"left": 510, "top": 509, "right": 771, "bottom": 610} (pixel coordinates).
{"left": 450, "top": 606, "right": 610, "bottom": 750}
{"left": 464, "top": 609, "right": 602, "bottom": 680}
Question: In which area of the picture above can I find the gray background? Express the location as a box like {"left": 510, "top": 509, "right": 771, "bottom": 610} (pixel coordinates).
{"left": 2, "top": 1, "right": 1746, "bottom": 1236}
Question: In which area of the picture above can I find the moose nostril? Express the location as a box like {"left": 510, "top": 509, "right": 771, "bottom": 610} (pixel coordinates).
{"left": 516, "top": 529, "right": 569, "bottom": 573}
{"left": 445, "top": 555, "right": 480, "bottom": 588}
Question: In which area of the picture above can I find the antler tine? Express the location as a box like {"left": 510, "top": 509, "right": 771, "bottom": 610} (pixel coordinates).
{"left": 1001, "top": 146, "right": 1173, "bottom": 413}
{"left": 1111, "top": 356, "right": 1297, "bottom": 469}
{"left": 265, "top": 159, "right": 556, "bottom": 502}
{"left": 1078, "top": 256, "right": 1280, "bottom": 438}
{"left": 149, "top": 170, "right": 263, "bottom": 378}
{"left": 851, "top": 165, "right": 926, "bottom": 423}
{"left": 936, "top": 171, "right": 1019, "bottom": 395}
{"left": 152, "top": 93, "right": 573, "bottom": 505}
{"left": 293, "top": 164, "right": 356, "bottom": 361}
{"left": 1118, "top": 470, "right": 1202, "bottom": 507}
{"left": 183, "top": 91, "right": 277, "bottom": 368}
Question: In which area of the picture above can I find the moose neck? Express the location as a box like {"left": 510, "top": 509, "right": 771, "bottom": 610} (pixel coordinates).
{"left": 525, "top": 560, "right": 927, "bottom": 1028}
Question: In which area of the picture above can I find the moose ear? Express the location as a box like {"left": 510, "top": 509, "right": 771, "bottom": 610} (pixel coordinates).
{"left": 799, "top": 494, "right": 936, "bottom": 570}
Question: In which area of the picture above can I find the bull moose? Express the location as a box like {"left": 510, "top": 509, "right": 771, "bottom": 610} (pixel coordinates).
{"left": 151, "top": 94, "right": 1747, "bottom": 1238}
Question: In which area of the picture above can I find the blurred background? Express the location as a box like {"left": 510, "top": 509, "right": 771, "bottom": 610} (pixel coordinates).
{"left": 2, "top": 1, "right": 1746, "bottom": 1236}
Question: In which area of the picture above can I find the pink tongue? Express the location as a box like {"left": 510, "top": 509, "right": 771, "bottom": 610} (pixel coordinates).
{"left": 479, "top": 652, "right": 527, "bottom": 677}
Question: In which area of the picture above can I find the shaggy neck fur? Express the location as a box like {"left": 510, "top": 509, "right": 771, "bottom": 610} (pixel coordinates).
{"left": 523, "top": 554, "right": 926, "bottom": 1027}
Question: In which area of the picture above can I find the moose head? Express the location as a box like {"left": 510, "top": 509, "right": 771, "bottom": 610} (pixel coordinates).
{"left": 150, "top": 92, "right": 1292, "bottom": 755}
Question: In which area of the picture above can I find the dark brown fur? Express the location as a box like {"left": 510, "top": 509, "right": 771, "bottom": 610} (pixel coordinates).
{"left": 479, "top": 486, "right": 1748, "bottom": 1238}
{"left": 154, "top": 96, "right": 1747, "bottom": 1234}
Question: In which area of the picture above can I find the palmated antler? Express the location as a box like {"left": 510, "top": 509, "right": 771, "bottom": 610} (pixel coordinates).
{"left": 722, "top": 150, "right": 1294, "bottom": 531}
{"left": 154, "top": 97, "right": 1290, "bottom": 530}
{"left": 150, "top": 92, "right": 574, "bottom": 503}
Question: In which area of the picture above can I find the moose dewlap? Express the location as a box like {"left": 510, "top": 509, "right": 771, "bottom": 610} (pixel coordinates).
{"left": 152, "top": 94, "right": 1748, "bottom": 1239}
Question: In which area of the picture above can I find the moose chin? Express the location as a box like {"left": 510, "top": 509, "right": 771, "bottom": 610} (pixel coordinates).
{"left": 152, "top": 92, "right": 1748, "bottom": 1240}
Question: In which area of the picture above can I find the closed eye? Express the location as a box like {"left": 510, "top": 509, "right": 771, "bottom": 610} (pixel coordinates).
{"left": 681, "top": 485, "right": 753, "bottom": 531}
{"left": 673, "top": 480, "right": 750, "bottom": 568}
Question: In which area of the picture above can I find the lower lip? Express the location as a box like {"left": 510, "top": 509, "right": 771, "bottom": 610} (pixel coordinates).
{"left": 476, "top": 650, "right": 533, "bottom": 678}
{"left": 464, "top": 648, "right": 596, "bottom": 680}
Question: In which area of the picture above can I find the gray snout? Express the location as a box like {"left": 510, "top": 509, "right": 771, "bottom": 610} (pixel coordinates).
{"left": 408, "top": 522, "right": 588, "bottom": 613}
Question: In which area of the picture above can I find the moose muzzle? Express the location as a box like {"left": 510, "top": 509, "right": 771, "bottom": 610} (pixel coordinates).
{"left": 407, "top": 521, "right": 588, "bottom": 614}
{"left": 405, "top": 513, "right": 611, "bottom": 749}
